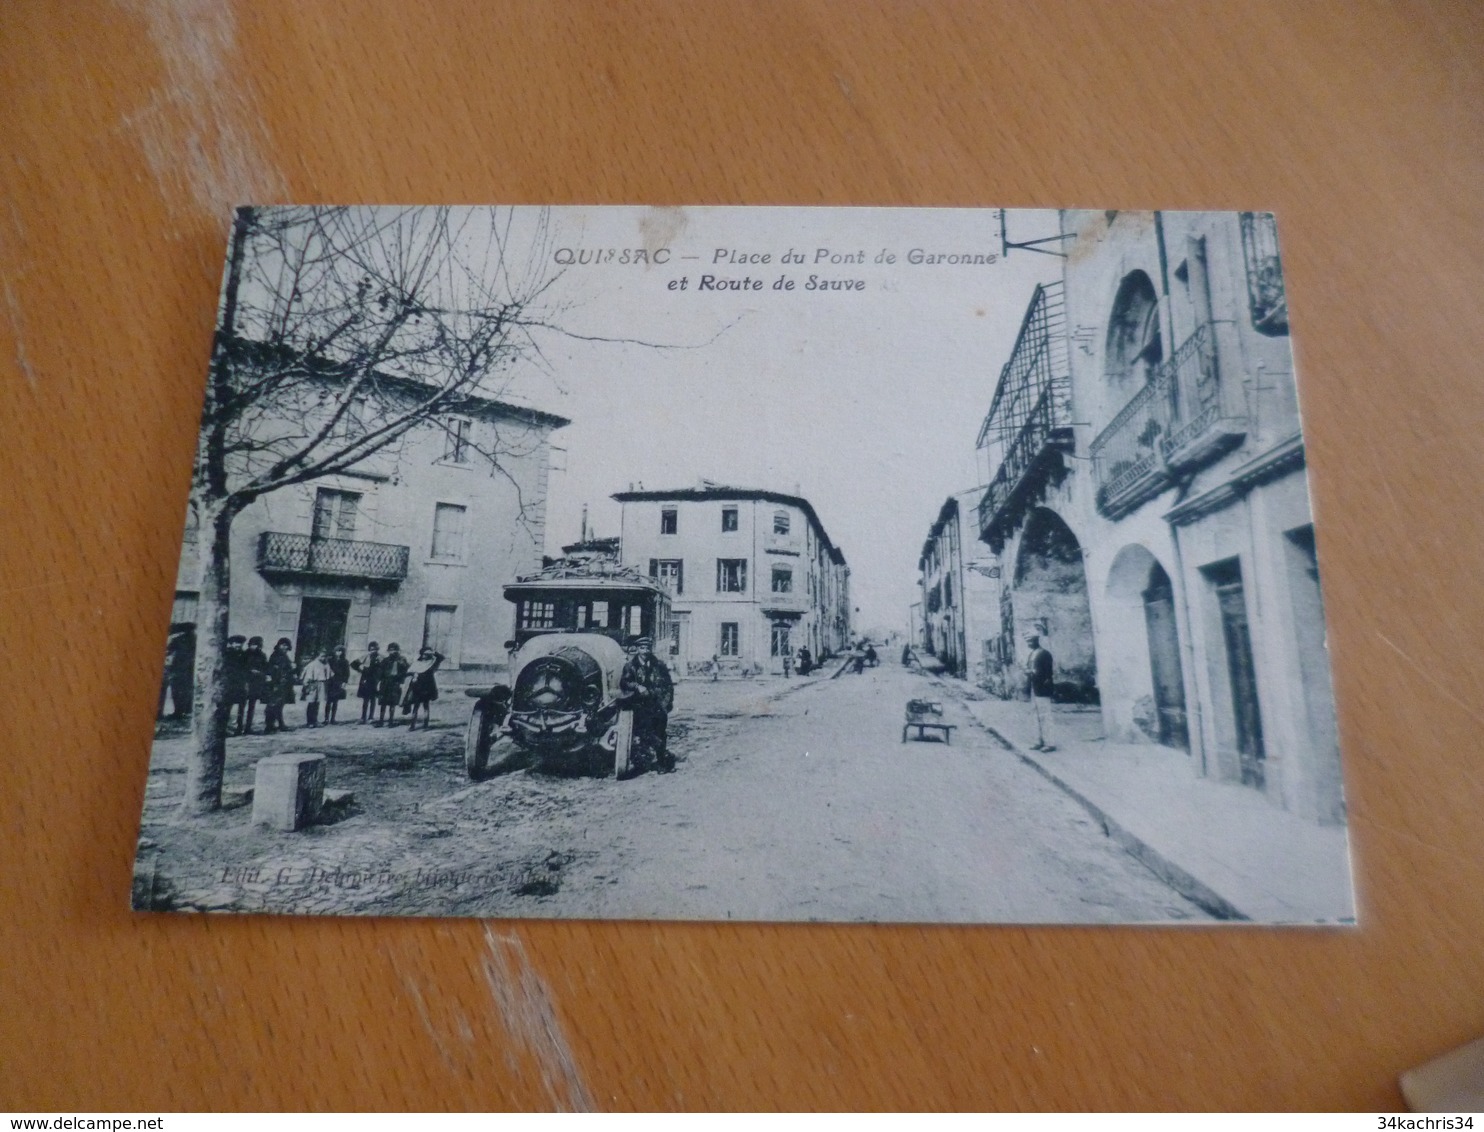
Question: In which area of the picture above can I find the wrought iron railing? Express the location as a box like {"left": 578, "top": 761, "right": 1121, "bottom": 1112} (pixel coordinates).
{"left": 975, "top": 281, "right": 1074, "bottom": 547}
{"left": 980, "top": 390, "right": 1055, "bottom": 531}
{"left": 1240, "top": 212, "right": 1288, "bottom": 335}
{"left": 1092, "top": 380, "right": 1170, "bottom": 506}
{"left": 761, "top": 588, "right": 809, "bottom": 612}
{"left": 1090, "top": 321, "right": 1228, "bottom": 513}
{"left": 976, "top": 281, "right": 1067, "bottom": 452}
{"left": 257, "top": 531, "right": 410, "bottom": 582}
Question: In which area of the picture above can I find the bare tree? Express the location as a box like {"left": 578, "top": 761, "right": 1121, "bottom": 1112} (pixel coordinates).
{"left": 182, "top": 205, "right": 560, "bottom": 815}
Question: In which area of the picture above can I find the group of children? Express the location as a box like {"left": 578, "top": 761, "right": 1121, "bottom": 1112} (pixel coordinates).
{"left": 222, "top": 636, "right": 443, "bottom": 734}
{"left": 348, "top": 642, "right": 444, "bottom": 730}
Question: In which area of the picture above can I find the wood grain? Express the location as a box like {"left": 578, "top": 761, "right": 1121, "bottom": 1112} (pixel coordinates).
{"left": 2, "top": 0, "right": 1482, "bottom": 1111}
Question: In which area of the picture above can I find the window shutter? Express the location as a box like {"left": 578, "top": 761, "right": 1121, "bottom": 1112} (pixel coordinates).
{"left": 338, "top": 494, "right": 359, "bottom": 538}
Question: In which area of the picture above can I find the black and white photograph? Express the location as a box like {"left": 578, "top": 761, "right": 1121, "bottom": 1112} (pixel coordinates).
{"left": 133, "top": 205, "right": 1354, "bottom": 924}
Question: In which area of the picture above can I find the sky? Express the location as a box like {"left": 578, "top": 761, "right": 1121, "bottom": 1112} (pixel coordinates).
{"left": 489, "top": 206, "right": 1064, "bottom": 634}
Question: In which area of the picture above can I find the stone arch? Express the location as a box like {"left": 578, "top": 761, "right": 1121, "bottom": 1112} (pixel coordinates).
{"left": 1105, "top": 270, "right": 1162, "bottom": 390}
{"left": 1011, "top": 508, "right": 1098, "bottom": 702}
{"left": 1105, "top": 544, "right": 1189, "bottom": 748}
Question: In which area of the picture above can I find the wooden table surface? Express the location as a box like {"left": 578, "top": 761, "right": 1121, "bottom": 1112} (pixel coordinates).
{"left": 3, "top": 1, "right": 1482, "bottom": 1112}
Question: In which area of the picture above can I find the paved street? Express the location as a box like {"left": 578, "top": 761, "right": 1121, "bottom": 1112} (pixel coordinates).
{"left": 139, "top": 664, "right": 1209, "bottom": 922}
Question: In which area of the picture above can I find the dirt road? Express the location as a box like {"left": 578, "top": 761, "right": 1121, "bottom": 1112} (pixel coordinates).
{"left": 139, "top": 665, "right": 1207, "bottom": 923}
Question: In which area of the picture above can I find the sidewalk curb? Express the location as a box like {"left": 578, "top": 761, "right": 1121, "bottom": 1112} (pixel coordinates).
{"left": 952, "top": 697, "right": 1250, "bottom": 922}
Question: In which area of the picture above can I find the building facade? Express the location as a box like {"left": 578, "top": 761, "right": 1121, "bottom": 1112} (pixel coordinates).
{"left": 975, "top": 210, "right": 1342, "bottom": 824}
{"left": 918, "top": 490, "right": 1003, "bottom": 687}
{"left": 614, "top": 484, "right": 850, "bottom": 675}
{"left": 172, "top": 394, "right": 568, "bottom": 684}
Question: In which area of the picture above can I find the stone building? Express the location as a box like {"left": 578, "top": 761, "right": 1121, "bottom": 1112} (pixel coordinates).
{"left": 975, "top": 278, "right": 1100, "bottom": 703}
{"left": 976, "top": 210, "right": 1342, "bottom": 824}
{"left": 613, "top": 483, "right": 850, "bottom": 675}
{"left": 172, "top": 392, "right": 568, "bottom": 685}
{"left": 917, "top": 490, "right": 1002, "bottom": 687}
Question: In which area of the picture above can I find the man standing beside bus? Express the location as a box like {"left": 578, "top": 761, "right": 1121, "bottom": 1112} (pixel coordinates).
{"left": 621, "top": 635, "right": 675, "bottom": 773}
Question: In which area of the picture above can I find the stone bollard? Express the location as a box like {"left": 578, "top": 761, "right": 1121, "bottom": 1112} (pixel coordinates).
{"left": 252, "top": 753, "right": 326, "bottom": 832}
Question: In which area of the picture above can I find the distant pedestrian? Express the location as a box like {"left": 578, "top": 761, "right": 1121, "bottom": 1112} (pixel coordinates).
{"left": 300, "top": 652, "right": 332, "bottom": 727}
{"left": 1023, "top": 632, "right": 1056, "bottom": 752}
{"left": 375, "top": 643, "right": 409, "bottom": 726}
{"left": 235, "top": 636, "right": 268, "bottom": 734}
{"left": 326, "top": 646, "right": 350, "bottom": 724}
{"left": 223, "top": 634, "right": 247, "bottom": 725}
{"left": 351, "top": 642, "right": 381, "bottom": 723}
{"left": 263, "top": 638, "right": 296, "bottom": 733}
{"left": 901, "top": 643, "right": 915, "bottom": 667}
{"left": 159, "top": 624, "right": 195, "bottom": 719}
{"left": 710, "top": 653, "right": 721, "bottom": 682}
{"left": 782, "top": 649, "right": 793, "bottom": 677}
{"left": 403, "top": 648, "right": 443, "bottom": 730}
{"left": 797, "top": 645, "right": 812, "bottom": 675}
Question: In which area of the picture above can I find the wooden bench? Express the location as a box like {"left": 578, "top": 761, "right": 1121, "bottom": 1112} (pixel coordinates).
{"left": 902, "top": 720, "right": 956, "bottom": 744}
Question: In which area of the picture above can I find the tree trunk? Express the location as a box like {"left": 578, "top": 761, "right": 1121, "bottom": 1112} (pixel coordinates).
{"left": 182, "top": 503, "right": 236, "bottom": 815}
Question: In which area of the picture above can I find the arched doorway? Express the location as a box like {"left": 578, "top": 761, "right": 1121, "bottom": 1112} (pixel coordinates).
{"left": 1013, "top": 508, "right": 1098, "bottom": 702}
{"left": 1106, "top": 545, "right": 1189, "bottom": 750}
{"left": 1141, "top": 564, "right": 1188, "bottom": 749}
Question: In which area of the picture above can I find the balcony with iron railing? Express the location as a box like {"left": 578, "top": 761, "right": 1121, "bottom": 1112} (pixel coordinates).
{"left": 974, "top": 281, "right": 1073, "bottom": 553}
{"left": 761, "top": 586, "right": 810, "bottom": 614}
{"left": 257, "top": 531, "right": 410, "bottom": 584}
{"left": 1089, "top": 321, "right": 1247, "bottom": 519}
{"left": 977, "top": 389, "right": 1074, "bottom": 552}
{"left": 1241, "top": 212, "right": 1289, "bottom": 336}
{"left": 764, "top": 530, "right": 803, "bottom": 555}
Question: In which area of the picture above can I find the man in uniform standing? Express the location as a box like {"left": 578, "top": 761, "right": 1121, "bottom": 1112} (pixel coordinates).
{"left": 620, "top": 635, "right": 675, "bottom": 773}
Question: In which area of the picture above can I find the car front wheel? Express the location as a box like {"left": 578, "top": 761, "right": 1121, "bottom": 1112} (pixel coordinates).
{"left": 465, "top": 702, "right": 495, "bottom": 780}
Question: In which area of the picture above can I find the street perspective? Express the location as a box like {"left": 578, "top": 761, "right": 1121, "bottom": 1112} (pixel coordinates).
{"left": 134, "top": 205, "right": 1355, "bottom": 924}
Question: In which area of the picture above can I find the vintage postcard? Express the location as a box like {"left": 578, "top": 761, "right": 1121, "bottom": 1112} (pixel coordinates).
{"left": 134, "top": 205, "right": 1353, "bottom": 924}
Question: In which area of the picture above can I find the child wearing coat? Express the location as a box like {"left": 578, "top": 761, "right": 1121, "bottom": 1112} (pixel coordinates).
{"left": 351, "top": 642, "right": 381, "bottom": 723}
{"left": 374, "top": 643, "right": 410, "bottom": 727}
{"left": 402, "top": 648, "right": 443, "bottom": 730}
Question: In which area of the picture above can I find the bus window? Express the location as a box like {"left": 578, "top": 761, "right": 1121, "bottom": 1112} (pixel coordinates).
{"left": 520, "top": 600, "right": 555, "bottom": 630}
